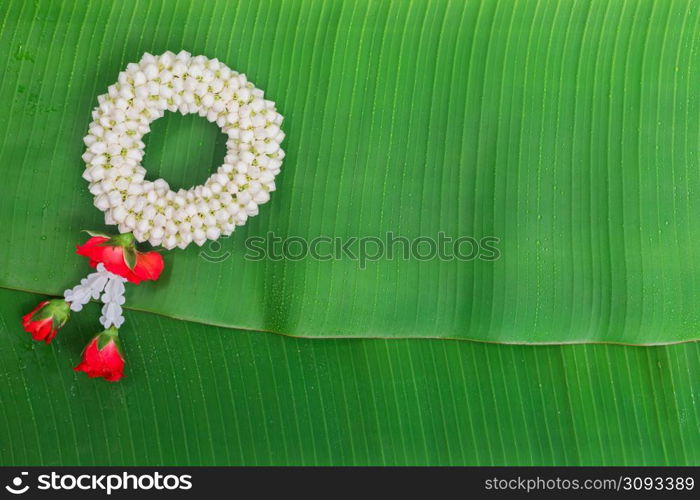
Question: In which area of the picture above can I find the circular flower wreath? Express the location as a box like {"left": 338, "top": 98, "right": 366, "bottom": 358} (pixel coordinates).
{"left": 21, "top": 51, "right": 285, "bottom": 381}
{"left": 84, "top": 50, "right": 285, "bottom": 249}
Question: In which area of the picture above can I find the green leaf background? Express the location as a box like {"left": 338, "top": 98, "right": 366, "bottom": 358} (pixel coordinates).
{"left": 2, "top": 288, "right": 699, "bottom": 465}
{"left": 0, "top": 0, "right": 699, "bottom": 465}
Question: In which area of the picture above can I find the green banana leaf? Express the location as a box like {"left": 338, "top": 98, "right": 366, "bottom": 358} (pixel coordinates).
{"left": 2, "top": 0, "right": 700, "bottom": 344}
{"left": 1, "top": 0, "right": 700, "bottom": 467}
{"left": 1, "top": 287, "right": 698, "bottom": 465}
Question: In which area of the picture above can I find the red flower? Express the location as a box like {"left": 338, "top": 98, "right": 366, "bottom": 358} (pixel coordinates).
{"left": 21, "top": 299, "right": 70, "bottom": 344}
{"left": 74, "top": 328, "right": 125, "bottom": 382}
{"left": 76, "top": 233, "right": 163, "bottom": 284}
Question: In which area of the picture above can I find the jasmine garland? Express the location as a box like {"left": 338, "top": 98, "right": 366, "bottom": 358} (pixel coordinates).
{"left": 82, "top": 50, "right": 285, "bottom": 249}
{"left": 21, "top": 51, "right": 285, "bottom": 382}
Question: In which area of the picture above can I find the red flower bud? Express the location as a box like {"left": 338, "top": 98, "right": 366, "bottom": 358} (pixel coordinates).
{"left": 76, "top": 233, "right": 164, "bottom": 284}
{"left": 74, "top": 328, "right": 125, "bottom": 382}
{"left": 21, "top": 299, "right": 70, "bottom": 344}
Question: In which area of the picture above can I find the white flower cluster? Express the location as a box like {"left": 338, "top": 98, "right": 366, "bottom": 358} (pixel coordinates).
{"left": 64, "top": 264, "right": 109, "bottom": 312}
{"left": 63, "top": 264, "right": 127, "bottom": 329}
{"left": 100, "top": 274, "right": 127, "bottom": 328}
{"left": 82, "top": 51, "right": 285, "bottom": 249}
